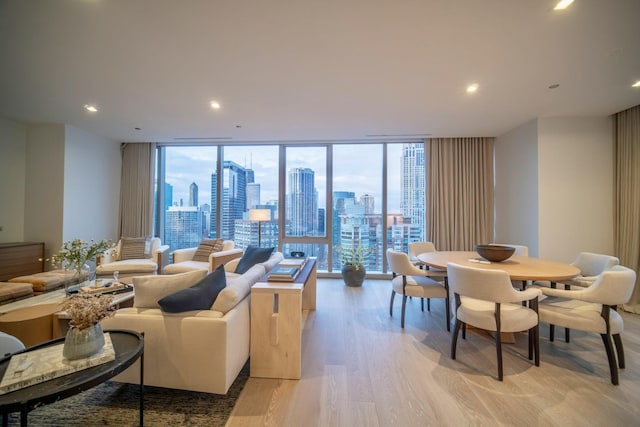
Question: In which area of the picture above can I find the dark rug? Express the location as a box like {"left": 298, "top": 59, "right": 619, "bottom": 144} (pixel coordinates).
{"left": 5, "top": 362, "right": 249, "bottom": 427}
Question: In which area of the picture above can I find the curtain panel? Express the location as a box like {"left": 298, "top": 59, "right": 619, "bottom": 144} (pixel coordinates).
{"left": 119, "top": 143, "right": 156, "bottom": 238}
{"left": 426, "top": 137, "right": 495, "bottom": 251}
{"left": 613, "top": 105, "right": 640, "bottom": 313}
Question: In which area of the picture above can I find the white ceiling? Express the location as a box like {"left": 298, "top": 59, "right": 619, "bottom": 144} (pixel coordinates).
{"left": 1, "top": 0, "right": 639, "bottom": 144}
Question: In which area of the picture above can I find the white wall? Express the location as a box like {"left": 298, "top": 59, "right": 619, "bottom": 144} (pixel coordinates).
{"left": 494, "top": 119, "right": 539, "bottom": 255}
{"left": 538, "top": 116, "right": 613, "bottom": 262}
{"left": 0, "top": 117, "right": 27, "bottom": 242}
{"left": 64, "top": 125, "right": 120, "bottom": 243}
{"left": 495, "top": 116, "right": 614, "bottom": 263}
{"left": 24, "top": 124, "right": 66, "bottom": 260}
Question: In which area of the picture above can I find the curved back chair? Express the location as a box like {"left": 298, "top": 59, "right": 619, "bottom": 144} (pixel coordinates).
{"left": 490, "top": 243, "right": 528, "bottom": 256}
{"left": 538, "top": 265, "right": 636, "bottom": 385}
{"left": 447, "top": 262, "right": 542, "bottom": 381}
{"left": 408, "top": 241, "right": 437, "bottom": 268}
{"left": 386, "top": 249, "right": 449, "bottom": 331}
{"left": 562, "top": 252, "right": 620, "bottom": 288}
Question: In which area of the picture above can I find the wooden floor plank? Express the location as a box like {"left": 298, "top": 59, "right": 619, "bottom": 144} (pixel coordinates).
{"left": 227, "top": 278, "right": 640, "bottom": 426}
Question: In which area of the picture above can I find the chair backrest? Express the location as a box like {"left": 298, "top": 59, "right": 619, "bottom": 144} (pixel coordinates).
{"left": 572, "top": 252, "right": 620, "bottom": 277}
{"left": 447, "top": 262, "right": 525, "bottom": 304}
{"left": 569, "top": 265, "right": 636, "bottom": 306}
{"left": 408, "top": 241, "right": 437, "bottom": 261}
{"left": 491, "top": 243, "right": 528, "bottom": 256}
{"left": 387, "top": 249, "right": 422, "bottom": 276}
{"left": 0, "top": 332, "right": 25, "bottom": 357}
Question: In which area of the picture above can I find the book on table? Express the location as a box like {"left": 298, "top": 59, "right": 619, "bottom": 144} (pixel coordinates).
{"left": 267, "top": 266, "right": 300, "bottom": 282}
{"left": 278, "top": 258, "right": 307, "bottom": 269}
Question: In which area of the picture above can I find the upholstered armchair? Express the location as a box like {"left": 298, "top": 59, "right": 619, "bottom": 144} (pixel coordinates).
{"left": 386, "top": 249, "right": 449, "bottom": 330}
{"left": 407, "top": 241, "right": 437, "bottom": 269}
{"left": 538, "top": 265, "right": 636, "bottom": 385}
{"left": 447, "top": 262, "right": 541, "bottom": 381}
{"left": 164, "top": 240, "right": 243, "bottom": 274}
{"left": 96, "top": 237, "right": 169, "bottom": 278}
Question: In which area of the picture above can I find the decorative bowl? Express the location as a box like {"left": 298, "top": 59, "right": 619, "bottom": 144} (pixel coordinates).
{"left": 476, "top": 244, "right": 515, "bottom": 262}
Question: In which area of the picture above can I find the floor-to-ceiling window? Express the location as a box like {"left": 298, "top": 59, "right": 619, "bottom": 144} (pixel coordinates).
{"left": 154, "top": 142, "right": 425, "bottom": 274}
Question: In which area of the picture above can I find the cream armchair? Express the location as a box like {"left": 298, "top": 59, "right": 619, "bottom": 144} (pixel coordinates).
{"left": 96, "top": 237, "right": 169, "bottom": 278}
{"left": 164, "top": 240, "right": 243, "bottom": 274}
{"left": 538, "top": 265, "right": 636, "bottom": 385}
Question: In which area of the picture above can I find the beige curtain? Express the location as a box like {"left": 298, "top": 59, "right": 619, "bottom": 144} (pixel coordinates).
{"left": 426, "top": 137, "right": 495, "bottom": 251}
{"left": 119, "top": 143, "right": 156, "bottom": 238}
{"left": 614, "top": 105, "right": 640, "bottom": 313}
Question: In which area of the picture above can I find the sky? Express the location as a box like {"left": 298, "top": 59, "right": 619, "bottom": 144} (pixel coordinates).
{"left": 163, "top": 144, "right": 407, "bottom": 213}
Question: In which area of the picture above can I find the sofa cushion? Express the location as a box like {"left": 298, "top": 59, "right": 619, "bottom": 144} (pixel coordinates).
{"left": 234, "top": 246, "right": 274, "bottom": 274}
{"left": 192, "top": 238, "right": 224, "bottom": 262}
{"left": 120, "top": 236, "right": 150, "bottom": 260}
{"left": 213, "top": 264, "right": 266, "bottom": 314}
{"left": 158, "top": 265, "right": 227, "bottom": 313}
{"left": 133, "top": 269, "right": 207, "bottom": 308}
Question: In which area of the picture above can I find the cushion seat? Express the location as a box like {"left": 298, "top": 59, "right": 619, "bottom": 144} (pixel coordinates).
{"left": 0, "top": 282, "right": 34, "bottom": 303}
{"left": 8, "top": 270, "right": 67, "bottom": 293}
{"left": 96, "top": 259, "right": 157, "bottom": 275}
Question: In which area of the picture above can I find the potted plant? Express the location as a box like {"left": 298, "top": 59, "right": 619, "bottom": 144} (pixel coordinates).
{"left": 61, "top": 293, "right": 116, "bottom": 359}
{"left": 334, "top": 243, "right": 371, "bottom": 287}
{"left": 52, "top": 239, "right": 114, "bottom": 293}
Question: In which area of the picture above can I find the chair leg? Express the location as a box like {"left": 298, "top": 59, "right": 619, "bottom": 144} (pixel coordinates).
{"left": 451, "top": 319, "right": 462, "bottom": 359}
{"left": 389, "top": 290, "right": 396, "bottom": 317}
{"left": 496, "top": 331, "right": 503, "bottom": 381}
{"left": 549, "top": 324, "right": 555, "bottom": 342}
{"left": 533, "top": 324, "right": 540, "bottom": 366}
{"left": 565, "top": 328, "right": 570, "bottom": 343}
{"left": 421, "top": 298, "right": 424, "bottom": 312}
{"left": 612, "top": 334, "right": 625, "bottom": 369}
{"left": 445, "top": 295, "right": 451, "bottom": 332}
{"left": 401, "top": 295, "right": 408, "bottom": 328}
{"left": 528, "top": 326, "right": 533, "bottom": 361}
{"left": 462, "top": 323, "right": 466, "bottom": 339}
{"left": 601, "top": 334, "right": 619, "bottom": 385}
{"left": 427, "top": 298, "right": 431, "bottom": 312}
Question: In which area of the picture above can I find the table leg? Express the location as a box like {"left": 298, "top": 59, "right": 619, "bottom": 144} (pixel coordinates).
{"left": 2, "top": 412, "right": 7, "bottom": 427}
{"left": 20, "top": 406, "right": 27, "bottom": 427}
{"left": 140, "top": 334, "right": 144, "bottom": 427}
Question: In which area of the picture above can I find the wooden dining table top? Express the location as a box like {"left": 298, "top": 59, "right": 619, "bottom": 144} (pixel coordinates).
{"left": 417, "top": 251, "right": 580, "bottom": 282}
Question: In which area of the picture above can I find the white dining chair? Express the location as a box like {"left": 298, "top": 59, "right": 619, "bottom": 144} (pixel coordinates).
{"left": 447, "top": 262, "right": 542, "bottom": 381}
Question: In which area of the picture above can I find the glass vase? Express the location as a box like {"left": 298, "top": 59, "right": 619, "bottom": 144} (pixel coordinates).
{"left": 63, "top": 323, "right": 105, "bottom": 360}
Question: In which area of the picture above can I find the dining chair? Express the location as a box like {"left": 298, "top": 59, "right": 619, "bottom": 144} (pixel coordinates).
{"left": 407, "top": 241, "right": 437, "bottom": 269}
{"left": 538, "top": 265, "right": 636, "bottom": 385}
{"left": 386, "top": 249, "right": 450, "bottom": 331}
{"left": 534, "top": 252, "right": 620, "bottom": 342}
{"left": 447, "top": 262, "right": 541, "bottom": 381}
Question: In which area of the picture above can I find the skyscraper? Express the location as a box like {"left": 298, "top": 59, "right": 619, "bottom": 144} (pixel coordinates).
{"left": 287, "top": 167, "right": 318, "bottom": 236}
{"left": 189, "top": 182, "right": 198, "bottom": 207}
{"left": 210, "top": 161, "right": 248, "bottom": 240}
{"left": 401, "top": 143, "right": 425, "bottom": 240}
{"left": 165, "top": 206, "right": 203, "bottom": 252}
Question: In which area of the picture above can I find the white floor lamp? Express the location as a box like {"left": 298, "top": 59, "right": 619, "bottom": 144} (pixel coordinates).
{"left": 249, "top": 208, "right": 271, "bottom": 247}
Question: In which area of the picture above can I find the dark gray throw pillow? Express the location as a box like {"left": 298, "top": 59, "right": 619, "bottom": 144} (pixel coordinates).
{"left": 234, "top": 246, "right": 274, "bottom": 274}
{"left": 158, "top": 265, "right": 227, "bottom": 313}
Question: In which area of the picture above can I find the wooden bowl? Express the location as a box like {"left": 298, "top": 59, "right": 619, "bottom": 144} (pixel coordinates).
{"left": 476, "top": 244, "right": 515, "bottom": 262}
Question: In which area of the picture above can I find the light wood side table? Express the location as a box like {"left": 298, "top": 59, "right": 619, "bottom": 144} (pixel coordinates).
{"left": 250, "top": 258, "right": 316, "bottom": 379}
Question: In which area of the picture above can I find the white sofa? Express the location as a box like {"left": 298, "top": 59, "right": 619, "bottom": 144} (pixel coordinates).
{"left": 101, "top": 251, "right": 283, "bottom": 394}
{"left": 164, "top": 240, "right": 243, "bottom": 274}
{"left": 96, "top": 237, "right": 169, "bottom": 278}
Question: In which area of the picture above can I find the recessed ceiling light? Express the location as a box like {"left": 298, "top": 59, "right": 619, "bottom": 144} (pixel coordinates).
{"left": 632, "top": 81, "right": 640, "bottom": 88}
{"left": 466, "top": 83, "right": 479, "bottom": 93}
{"left": 210, "top": 100, "right": 221, "bottom": 110}
{"left": 84, "top": 104, "right": 98, "bottom": 113}
{"left": 548, "top": 83, "right": 560, "bottom": 89}
{"left": 554, "top": 0, "right": 574, "bottom": 10}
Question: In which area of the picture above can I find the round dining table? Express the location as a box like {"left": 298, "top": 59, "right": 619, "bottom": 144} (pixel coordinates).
{"left": 416, "top": 251, "right": 580, "bottom": 287}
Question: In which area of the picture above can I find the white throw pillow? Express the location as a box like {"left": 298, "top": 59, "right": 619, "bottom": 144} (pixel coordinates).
{"left": 133, "top": 270, "right": 207, "bottom": 308}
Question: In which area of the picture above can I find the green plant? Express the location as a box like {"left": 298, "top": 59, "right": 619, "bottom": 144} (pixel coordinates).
{"left": 334, "top": 243, "right": 372, "bottom": 270}
{"left": 52, "top": 238, "right": 114, "bottom": 269}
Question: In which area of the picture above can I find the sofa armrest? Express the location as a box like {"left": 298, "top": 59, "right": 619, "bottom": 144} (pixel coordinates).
{"left": 172, "top": 247, "right": 197, "bottom": 263}
{"left": 224, "top": 258, "right": 241, "bottom": 273}
{"left": 210, "top": 249, "right": 244, "bottom": 271}
{"left": 155, "top": 245, "right": 170, "bottom": 274}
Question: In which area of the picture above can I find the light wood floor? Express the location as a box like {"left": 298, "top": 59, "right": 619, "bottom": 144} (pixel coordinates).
{"left": 227, "top": 278, "right": 640, "bottom": 426}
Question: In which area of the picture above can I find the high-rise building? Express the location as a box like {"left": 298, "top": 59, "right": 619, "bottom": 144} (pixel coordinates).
{"left": 401, "top": 143, "right": 425, "bottom": 240}
{"left": 189, "top": 182, "right": 198, "bottom": 207}
{"left": 165, "top": 206, "right": 204, "bottom": 252}
{"left": 210, "top": 161, "right": 248, "bottom": 240}
{"left": 360, "top": 193, "right": 374, "bottom": 215}
{"left": 164, "top": 183, "right": 174, "bottom": 210}
{"left": 287, "top": 167, "right": 318, "bottom": 237}
{"left": 246, "top": 182, "right": 260, "bottom": 210}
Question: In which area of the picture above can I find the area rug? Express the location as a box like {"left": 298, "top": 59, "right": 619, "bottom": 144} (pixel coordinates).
{"left": 5, "top": 362, "right": 249, "bottom": 426}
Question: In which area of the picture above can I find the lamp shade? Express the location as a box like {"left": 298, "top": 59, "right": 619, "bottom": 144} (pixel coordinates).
{"left": 249, "top": 208, "right": 271, "bottom": 221}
